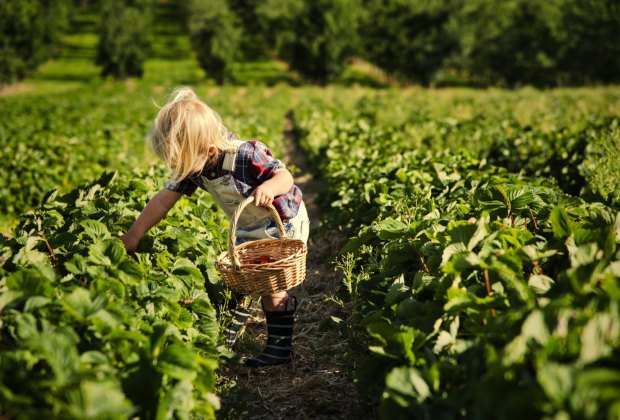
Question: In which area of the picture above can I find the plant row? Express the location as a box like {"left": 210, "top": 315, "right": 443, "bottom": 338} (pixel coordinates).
{"left": 0, "top": 82, "right": 296, "bottom": 416}
{"left": 294, "top": 98, "right": 620, "bottom": 418}
{"left": 293, "top": 87, "right": 620, "bottom": 208}
{"left": 0, "top": 84, "right": 293, "bottom": 226}
{"left": 0, "top": 167, "right": 236, "bottom": 418}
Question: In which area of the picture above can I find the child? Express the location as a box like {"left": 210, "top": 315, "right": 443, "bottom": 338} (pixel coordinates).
{"left": 120, "top": 86, "right": 310, "bottom": 368}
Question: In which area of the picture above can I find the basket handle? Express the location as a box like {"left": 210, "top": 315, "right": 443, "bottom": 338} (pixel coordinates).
{"left": 229, "top": 196, "right": 288, "bottom": 269}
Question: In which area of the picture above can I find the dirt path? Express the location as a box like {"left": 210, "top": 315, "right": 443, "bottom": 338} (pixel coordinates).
{"left": 217, "top": 112, "right": 361, "bottom": 419}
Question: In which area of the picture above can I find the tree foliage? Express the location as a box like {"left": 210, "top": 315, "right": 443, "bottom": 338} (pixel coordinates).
{"left": 359, "top": 0, "right": 457, "bottom": 86}
{"left": 96, "top": 0, "right": 151, "bottom": 79}
{"left": 186, "top": 0, "right": 241, "bottom": 84}
{"left": 0, "top": 0, "right": 70, "bottom": 84}
{"left": 455, "top": 0, "right": 562, "bottom": 86}
{"left": 257, "top": 0, "right": 361, "bottom": 84}
{"left": 227, "top": 0, "right": 270, "bottom": 60}
{"left": 355, "top": 0, "right": 620, "bottom": 86}
{"left": 556, "top": 0, "right": 620, "bottom": 84}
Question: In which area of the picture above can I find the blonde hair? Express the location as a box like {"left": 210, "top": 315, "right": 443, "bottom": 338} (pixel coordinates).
{"left": 149, "top": 86, "right": 234, "bottom": 183}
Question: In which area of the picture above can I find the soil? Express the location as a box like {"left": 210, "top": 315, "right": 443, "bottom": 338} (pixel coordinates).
{"left": 216, "top": 113, "right": 364, "bottom": 419}
{"left": 0, "top": 83, "right": 33, "bottom": 97}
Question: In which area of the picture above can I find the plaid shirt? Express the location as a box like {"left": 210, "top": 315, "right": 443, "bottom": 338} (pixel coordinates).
{"left": 166, "top": 140, "right": 303, "bottom": 220}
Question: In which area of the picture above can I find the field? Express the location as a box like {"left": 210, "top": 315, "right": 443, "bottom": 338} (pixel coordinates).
{"left": 1, "top": 4, "right": 620, "bottom": 419}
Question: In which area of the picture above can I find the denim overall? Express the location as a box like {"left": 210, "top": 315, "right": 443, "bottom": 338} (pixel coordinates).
{"left": 195, "top": 141, "right": 309, "bottom": 245}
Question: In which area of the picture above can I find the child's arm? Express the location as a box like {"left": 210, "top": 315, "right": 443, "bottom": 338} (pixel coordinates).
{"left": 252, "top": 168, "right": 294, "bottom": 207}
{"left": 121, "top": 188, "right": 183, "bottom": 252}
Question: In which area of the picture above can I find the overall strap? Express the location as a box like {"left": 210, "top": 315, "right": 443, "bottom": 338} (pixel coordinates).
{"left": 222, "top": 140, "right": 245, "bottom": 172}
{"left": 222, "top": 149, "right": 237, "bottom": 172}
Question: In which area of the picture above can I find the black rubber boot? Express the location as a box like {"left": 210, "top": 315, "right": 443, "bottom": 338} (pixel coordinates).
{"left": 244, "top": 296, "right": 297, "bottom": 368}
{"left": 222, "top": 295, "right": 252, "bottom": 348}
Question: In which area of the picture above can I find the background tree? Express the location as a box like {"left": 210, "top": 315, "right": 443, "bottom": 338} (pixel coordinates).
{"left": 228, "top": 0, "right": 270, "bottom": 60}
{"left": 454, "top": 0, "right": 562, "bottom": 86}
{"left": 186, "top": 0, "right": 241, "bottom": 84}
{"left": 0, "top": 0, "right": 70, "bottom": 84}
{"left": 359, "top": 0, "right": 457, "bottom": 86}
{"left": 96, "top": 0, "right": 151, "bottom": 79}
{"left": 556, "top": 0, "right": 620, "bottom": 84}
{"left": 257, "top": 0, "right": 361, "bottom": 84}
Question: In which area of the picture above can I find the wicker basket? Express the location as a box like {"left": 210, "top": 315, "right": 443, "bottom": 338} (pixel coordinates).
{"left": 215, "top": 197, "right": 307, "bottom": 296}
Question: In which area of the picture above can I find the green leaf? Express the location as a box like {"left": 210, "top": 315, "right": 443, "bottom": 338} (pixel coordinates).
{"left": 80, "top": 351, "right": 110, "bottom": 365}
{"left": 491, "top": 256, "right": 535, "bottom": 306}
{"left": 174, "top": 307, "right": 193, "bottom": 329}
{"left": 375, "top": 218, "right": 410, "bottom": 240}
{"left": 433, "top": 330, "right": 454, "bottom": 354}
{"left": 90, "top": 309, "right": 121, "bottom": 333}
{"left": 440, "top": 242, "right": 467, "bottom": 268}
{"left": 443, "top": 251, "right": 484, "bottom": 274}
{"left": 80, "top": 219, "right": 110, "bottom": 239}
{"left": 15, "top": 313, "right": 39, "bottom": 340}
{"left": 7, "top": 269, "right": 55, "bottom": 298}
{"left": 521, "top": 310, "right": 550, "bottom": 345}
{"left": 27, "top": 327, "right": 80, "bottom": 384}
{"left": 504, "top": 309, "right": 550, "bottom": 365}
{"left": 65, "top": 255, "right": 89, "bottom": 274}
{"left": 528, "top": 274, "right": 555, "bottom": 295}
{"left": 506, "top": 187, "right": 536, "bottom": 212}
{"left": 384, "top": 366, "right": 431, "bottom": 406}
{"left": 444, "top": 287, "right": 475, "bottom": 312}
{"left": 580, "top": 313, "right": 616, "bottom": 364}
{"left": 537, "top": 362, "right": 574, "bottom": 407}
{"left": 573, "top": 368, "right": 620, "bottom": 410}
{"left": 550, "top": 206, "right": 572, "bottom": 238}
{"left": 171, "top": 264, "right": 204, "bottom": 289}
{"left": 0, "top": 290, "right": 23, "bottom": 312}
{"left": 366, "top": 322, "right": 416, "bottom": 364}
{"left": 117, "top": 259, "right": 143, "bottom": 283}
{"left": 189, "top": 299, "right": 218, "bottom": 341}
{"left": 90, "top": 277, "right": 126, "bottom": 300}
{"left": 150, "top": 323, "right": 176, "bottom": 359}
{"left": 62, "top": 288, "right": 106, "bottom": 320}
{"left": 157, "top": 344, "right": 198, "bottom": 380}
{"left": 566, "top": 240, "right": 600, "bottom": 268}
{"left": 67, "top": 380, "right": 135, "bottom": 419}
{"left": 385, "top": 276, "right": 410, "bottom": 306}
{"left": 11, "top": 242, "right": 49, "bottom": 266}
{"left": 23, "top": 296, "right": 52, "bottom": 312}
{"left": 89, "top": 239, "right": 125, "bottom": 266}
{"left": 42, "top": 210, "right": 64, "bottom": 230}
{"left": 155, "top": 251, "right": 174, "bottom": 271}
{"left": 94, "top": 171, "right": 118, "bottom": 188}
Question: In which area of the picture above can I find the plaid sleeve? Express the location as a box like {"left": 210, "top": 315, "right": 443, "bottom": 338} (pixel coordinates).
{"left": 247, "top": 140, "right": 286, "bottom": 183}
{"left": 165, "top": 176, "right": 198, "bottom": 196}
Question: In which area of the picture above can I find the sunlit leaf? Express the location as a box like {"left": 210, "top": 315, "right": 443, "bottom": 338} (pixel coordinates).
{"left": 551, "top": 206, "right": 572, "bottom": 238}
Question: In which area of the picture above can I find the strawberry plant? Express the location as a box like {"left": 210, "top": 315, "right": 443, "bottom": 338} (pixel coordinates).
{"left": 293, "top": 87, "right": 620, "bottom": 208}
{"left": 294, "top": 93, "right": 620, "bottom": 419}
{"left": 0, "top": 168, "right": 230, "bottom": 418}
{"left": 0, "top": 84, "right": 294, "bottom": 227}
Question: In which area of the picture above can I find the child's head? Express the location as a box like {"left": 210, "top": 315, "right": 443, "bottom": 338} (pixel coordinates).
{"left": 149, "top": 86, "right": 232, "bottom": 182}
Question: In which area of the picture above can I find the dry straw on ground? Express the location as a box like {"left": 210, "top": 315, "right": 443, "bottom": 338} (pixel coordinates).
{"left": 216, "top": 115, "right": 368, "bottom": 419}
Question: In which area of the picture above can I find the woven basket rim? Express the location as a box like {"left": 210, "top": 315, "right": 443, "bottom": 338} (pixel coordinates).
{"left": 214, "top": 197, "right": 307, "bottom": 294}
{"left": 215, "top": 238, "right": 306, "bottom": 271}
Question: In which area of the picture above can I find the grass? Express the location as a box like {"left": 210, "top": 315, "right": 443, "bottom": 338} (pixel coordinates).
{"left": 26, "top": 13, "right": 102, "bottom": 95}
{"left": 232, "top": 60, "right": 303, "bottom": 87}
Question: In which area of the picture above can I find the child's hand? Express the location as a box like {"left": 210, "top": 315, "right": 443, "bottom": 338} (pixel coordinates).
{"left": 120, "top": 233, "right": 140, "bottom": 253}
{"left": 251, "top": 185, "right": 275, "bottom": 207}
